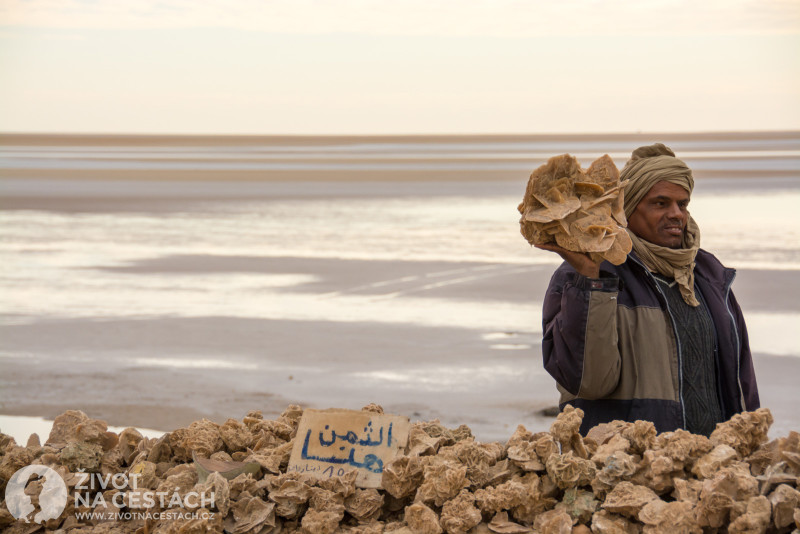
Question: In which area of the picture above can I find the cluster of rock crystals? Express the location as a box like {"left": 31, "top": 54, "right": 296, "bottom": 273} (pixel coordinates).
{"left": 1, "top": 405, "right": 798, "bottom": 534}
{"left": 518, "top": 154, "right": 632, "bottom": 265}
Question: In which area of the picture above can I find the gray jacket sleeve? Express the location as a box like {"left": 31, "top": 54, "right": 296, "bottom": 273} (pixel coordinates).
{"left": 541, "top": 263, "right": 622, "bottom": 399}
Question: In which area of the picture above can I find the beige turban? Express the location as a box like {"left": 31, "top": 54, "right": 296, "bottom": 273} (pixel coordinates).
{"left": 620, "top": 143, "right": 701, "bottom": 306}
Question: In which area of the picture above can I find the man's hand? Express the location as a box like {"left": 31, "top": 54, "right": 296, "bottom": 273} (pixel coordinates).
{"left": 535, "top": 243, "right": 603, "bottom": 278}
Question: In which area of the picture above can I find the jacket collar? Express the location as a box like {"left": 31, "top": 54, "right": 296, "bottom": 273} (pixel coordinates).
{"left": 625, "top": 249, "right": 735, "bottom": 290}
{"left": 694, "top": 249, "right": 736, "bottom": 290}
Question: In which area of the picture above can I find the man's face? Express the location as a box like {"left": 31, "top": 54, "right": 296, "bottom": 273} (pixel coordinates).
{"left": 627, "top": 181, "right": 690, "bottom": 249}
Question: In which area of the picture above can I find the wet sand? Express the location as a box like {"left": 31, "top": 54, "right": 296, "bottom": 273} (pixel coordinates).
{"left": 1, "top": 254, "right": 798, "bottom": 440}
{"left": 2, "top": 131, "right": 798, "bottom": 186}
{"left": 2, "top": 132, "right": 799, "bottom": 442}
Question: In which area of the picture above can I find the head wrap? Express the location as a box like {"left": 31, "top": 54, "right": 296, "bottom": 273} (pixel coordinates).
{"left": 620, "top": 143, "right": 701, "bottom": 306}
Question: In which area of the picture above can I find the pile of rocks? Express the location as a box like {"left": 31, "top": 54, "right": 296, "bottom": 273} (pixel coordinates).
{"left": 1, "top": 405, "right": 798, "bottom": 533}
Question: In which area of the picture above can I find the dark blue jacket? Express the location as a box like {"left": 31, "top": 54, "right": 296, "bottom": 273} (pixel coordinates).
{"left": 542, "top": 249, "right": 759, "bottom": 435}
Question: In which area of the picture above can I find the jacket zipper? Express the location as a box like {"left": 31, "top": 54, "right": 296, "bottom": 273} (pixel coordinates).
{"left": 629, "top": 256, "right": 687, "bottom": 428}
{"left": 723, "top": 271, "right": 746, "bottom": 411}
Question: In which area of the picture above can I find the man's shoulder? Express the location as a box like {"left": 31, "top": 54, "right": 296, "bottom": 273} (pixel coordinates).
{"left": 694, "top": 248, "right": 736, "bottom": 285}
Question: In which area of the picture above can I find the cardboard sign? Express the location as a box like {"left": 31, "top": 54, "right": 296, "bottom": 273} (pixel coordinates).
{"left": 287, "top": 408, "right": 410, "bottom": 488}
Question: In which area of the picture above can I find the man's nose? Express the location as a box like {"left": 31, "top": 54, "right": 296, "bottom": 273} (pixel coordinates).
{"left": 667, "top": 202, "right": 685, "bottom": 220}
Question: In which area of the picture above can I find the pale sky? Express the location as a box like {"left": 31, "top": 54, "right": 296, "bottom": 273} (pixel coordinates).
{"left": 1, "top": 0, "right": 799, "bottom": 134}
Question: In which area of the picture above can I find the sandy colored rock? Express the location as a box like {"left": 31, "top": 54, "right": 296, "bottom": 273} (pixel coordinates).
{"left": 768, "top": 483, "right": 800, "bottom": 529}
{"left": 505, "top": 425, "right": 534, "bottom": 450}
{"left": 440, "top": 439, "right": 502, "bottom": 488}
{"left": 549, "top": 406, "right": 588, "bottom": 459}
{"left": 309, "top": 486, "right": 345, "bottom": 513}
{"left": 510, "top": 473, "right": 558, "bottom": 525}
{"left": 487, "top": 511, "right": 531, "bottom": 533}
{"left": 636, "top": 500, "right": 699, "bottom": 534}
{"left": 117, "top": 427, "right": 143, "bottom": 466}
{"left": 670, "top": 478, "right": 702, "bottom": 505}
{"left": 585, "top": 422, "right": 629, "bottom": 449}
{"left": 691, "top": 443, "right": 737, "bottom": 479}
{"left": 746, "top": 439, "right": 779, "bottom": 477}
{"left": 167, "top": 428, "right": 193, "bottom": 463}
{"left": 656, "top": 429, "right": 712, "bottom": 465}
{"left": 60, "top": 441, "right": 103, "bottom": 472}
{"left": 555, "top": 488, "right": 598, "bottom": 524}
{"left": 383, "top": 455, "right": 425, "bottom": 499}
{"left": 210, "top": 450, "right": 233, "bottom": 462}
{"left": 630, "top": 450, "right": 680, "bottom": 495}
{"left": 532, "top": 509, "right": 572, "bottom": 534}
{"left": 219, "top": 418, "right": 256, "bottom": 453}
{"left": 439, "top": 489, "right": 482, "bottom": 534}
{"left": 776, "top": 430, "right": 800, "bottom": 474}
{"left": 279, "top": 404, "right": 304, "bottom": 433}
{"left": 408, "top": 426, "right": 450, "bottom": 457}
{"left": 229, "top": 472, "right": 267, "bottom": 500}
{"left": 193, "top": 470, "right": 231, "bottom": 517}
{"left": 416, "top": 420, "right": 458, "bottom": 447}
{"left": 485, "top": 459, "right": 519, "bottom": 487}
{"left": 630, "top": 430, "right": 712, "bottom": 495}
{"left": 267, "top": 474, "right": 313, "bottom": 519}
{"left": 343, "top": 521, "right": 386, "bottom": 534}
{"left": 727, "top": 495, "right": 771, "bottom": 534}
{"left": 546, "top": 451, "right": 596, "bottom": 489}
{"left": 474, "top": 479, "right": 527, "bottom": 514}
{"left": 592, "top": 450, "right": 638, "bottom": 497}
{"left": 180, "top": 419, "right": 224, "bottom": 458}
{"left": 346, "top": 488, "right": 384, "bottom": 522}
{"left": 709, "top": 408, "right": 773, "bottom": 458}
{"left": 302, "top": 508, "right": 342, "bottom": 534}
{"left": 156, "top": 463, "right": 198, "bottom": 502}
{"left": 231, "top": 494, "right": 276, "bottom": 534}
{"left": 534, "top": 434, "right": 560, "bottom": 465}
{"left": 146, "top": 433, "right": 174, "bottom": 464}
{"left": 695, "top": 463, "right": 759, "bottom": 528}
{"left": 601, "top": 482, "right": 659, "bottom": 518}
{"left": 591, "top": 435, "right": 631, "bottom": 467}
{"left": 405, "top": 502, "right": 442, "bottom": 534}
{"left": 0, "top": 445, "right": 36, "bottom": 492}
{"left": 620, "top": 422, "right": 656, "bottom": 456}
{"left": 416, "top": 460, "right": 469, "bottom": 507}
{"left": 506, "top": 440, "right": 545, "bottom": 472}
{"left": 46, "top": 410, "right": 109, "bottom": 446}
{"left": 128, "top": 459, "right": 159, "bottom": 489}
{"left": 518, "top": 154, "right": 631, "bottom": 265}
{"left": 318, "top": 468, "right": 358, "bottom": 499}
{"left": 589, "top": 510, "right": 641, "bottom": 534}
{"left": 246, "top": 440, "right": 293, "bottom": 474}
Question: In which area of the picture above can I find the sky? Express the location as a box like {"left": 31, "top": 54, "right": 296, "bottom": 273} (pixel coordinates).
{"left": 0, "top": 0, "right": 799, "bottom": 135}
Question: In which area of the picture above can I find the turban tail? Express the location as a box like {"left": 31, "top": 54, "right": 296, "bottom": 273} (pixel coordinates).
{"left": 621, "top": 152, "right": 701, "bottom": 306}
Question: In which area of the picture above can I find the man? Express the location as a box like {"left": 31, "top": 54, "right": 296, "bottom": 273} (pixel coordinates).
{"left": 537, "top": 143, "right": 759, "bottom": 436}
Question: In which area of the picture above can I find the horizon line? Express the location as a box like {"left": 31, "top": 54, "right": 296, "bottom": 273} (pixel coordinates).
{"left": 2, "top": 129, "right": 799, "bottom": 139}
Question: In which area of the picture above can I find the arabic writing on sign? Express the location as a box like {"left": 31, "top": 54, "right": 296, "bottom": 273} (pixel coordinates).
{"left": 300, "top": 421, "right": 393, "bottom": 473}
{"left": 286, "top": 463, "right": 350, "bottom": 478}
{"left": 287, "top": 409, "right": 410, "bottom": 489}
